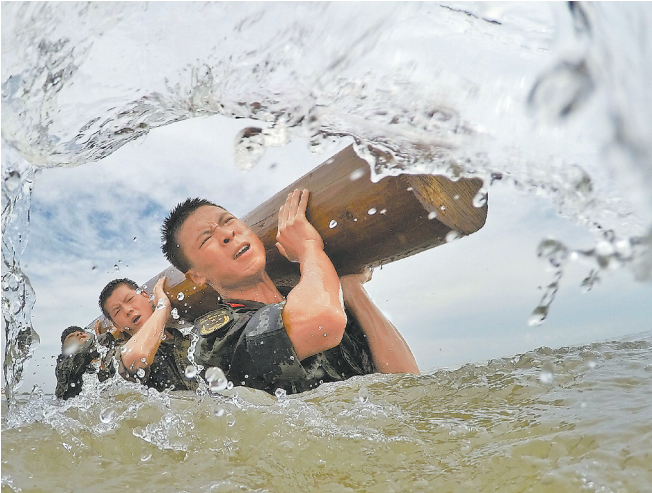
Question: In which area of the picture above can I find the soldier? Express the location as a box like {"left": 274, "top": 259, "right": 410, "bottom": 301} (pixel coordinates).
{"left": 98, "top": 277, "right": 197, "bottom": 392}
{"left": 161, "top": 189, "right": 419, "bottom": 395}
{"left": 54, "top": 323, "right": 118, "bottom": 400}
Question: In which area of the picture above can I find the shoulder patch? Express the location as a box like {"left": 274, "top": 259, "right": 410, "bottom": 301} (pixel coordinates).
{"left": 197, "top": 308, "right": 234, "bottom": 337}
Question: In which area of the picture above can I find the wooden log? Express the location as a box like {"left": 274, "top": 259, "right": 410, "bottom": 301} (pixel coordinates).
{"left": 102, "top": 145, "right": 487, "bottom": 327}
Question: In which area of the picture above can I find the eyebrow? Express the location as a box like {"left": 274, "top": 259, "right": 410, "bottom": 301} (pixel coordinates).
{"left": 195, "top": 211, "right": 229, "bottom": 244}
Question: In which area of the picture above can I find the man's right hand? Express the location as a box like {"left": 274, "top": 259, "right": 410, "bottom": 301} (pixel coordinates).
{"left": 276, "top": 189, "right": 324, "bottom": 263}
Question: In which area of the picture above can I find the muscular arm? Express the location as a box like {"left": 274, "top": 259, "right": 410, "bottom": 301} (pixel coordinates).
{"left": 276, "top": 189, "right": 348, "bottom": 361}
{"left": 340, "top": 272, "right": 420, "bottom": 375}
{"left": 119, "top": 278, "right": 171, "bottom": 374}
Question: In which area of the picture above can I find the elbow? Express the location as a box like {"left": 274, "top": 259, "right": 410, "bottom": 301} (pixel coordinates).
{"left": 317, "top": 307, "right": 347, "bottom": 352}
{"left": 121, "top": 347, "right": 149, "bottom": 374}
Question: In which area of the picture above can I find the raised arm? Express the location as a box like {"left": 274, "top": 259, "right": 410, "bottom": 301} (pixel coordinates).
{"left": 119, "top": 277, "right": 171, "bottom": 374}
{"left": 340, "top": 271, "right": 420, "bottom": 375}
{"left": 276, "top": 189, "right": 348, "bottom": 361}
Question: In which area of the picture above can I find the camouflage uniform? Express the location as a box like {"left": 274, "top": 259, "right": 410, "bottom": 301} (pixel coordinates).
{"left": 116, "top": 327, "right": 198, "bottom": 392}
{"left": 195, "top": 294, "right": 376, "bottom": 396}
{"left": 54, "top": 332, "right": 117, "bottom": 400}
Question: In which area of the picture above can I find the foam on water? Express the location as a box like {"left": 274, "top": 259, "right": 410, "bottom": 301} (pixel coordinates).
{"left": 2, "top": 335, "right": 651, "bottom": 491}
{"left": 2, "top": 2, "right": 652, "bottom": 489}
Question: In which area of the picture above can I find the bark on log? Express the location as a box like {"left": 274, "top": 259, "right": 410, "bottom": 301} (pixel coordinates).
{"left": 110, "top": 145, "right": 487, "bottom": 325}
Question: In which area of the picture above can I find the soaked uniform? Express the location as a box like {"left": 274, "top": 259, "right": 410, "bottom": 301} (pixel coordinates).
{"left": 195, "top": 294, "right": 376, "bottom": 395}
{"left": 116, "top": 327, "right": 198, "bottom": 392}
{"left": 55, "top": 332, "right": 117, "bottom": 400}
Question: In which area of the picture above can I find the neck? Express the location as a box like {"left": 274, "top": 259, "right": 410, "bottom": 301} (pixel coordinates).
{"left": 219, "top": 271, "right": 284, "bottom": 304}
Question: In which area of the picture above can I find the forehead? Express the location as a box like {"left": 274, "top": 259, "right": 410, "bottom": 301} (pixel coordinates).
{"left": 179, "top": 205, "right": 228, "bottom": 237}
{"left": 105, "top": 284, "right": 136, "bottom": 306}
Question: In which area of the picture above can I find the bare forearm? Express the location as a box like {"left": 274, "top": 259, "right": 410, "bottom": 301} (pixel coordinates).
{"left": 342, "top": 282, "right": 419, "bottom": 375}
{"left": 121, "top": 309, "right": 167, "bottom": 372}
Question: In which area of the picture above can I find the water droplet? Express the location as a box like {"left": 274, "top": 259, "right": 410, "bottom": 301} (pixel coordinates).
{"left": 473, "top": 190, "right": 488, "bottom": 208}
{"left": 406, "top": 187, "right": 413, "bottom": 192}
{"left": 227, "top": 416, "right": 236, "bottom": 427}
{"left": 585, "top": 358, "right": 597, "bottom": 370}
{"left": 428, "top": 211, "right": 438, "bottom": 220}
{"left": 100, "top": 407, "right": 115, "bottom": 423}
{"left": 445, "top": 230, "right": 459, "bottom": 243}
{"left": 91, "top": 265, "right": 98, "bottom": 272}
{"left": 149, "top": 293, "right": 155, "bottom": 301}
{"left": 380, "top": 209, "right": 387, "bottom": 215}
{"left": 349, "top": 168, "right": 364, "bottom": 181}
{"left": 329, "top": 220, "right": 338, "bottom": 229}
{"left": 171, "top": 308, "right": 179, "bottom": 320}
{"left": 275, "top": 388, "right": 287, "bottom": 399}
{"left": 367, "top": 208, "right": 377, "bottom": 215}
{"left": 140, "top": 357, "right": 146, "bottom": 363}
{"left": 156, "top": 298, "right": 167, "bottom": 310}
{"left": 113, "top": 264, "right": 119, "bottom": 272}
{"left": 440, "top": 205, "right": 446, "bottom": 211}
{"left": 205, "top": 367, "right": 228, "bottom": 392}
{"left": 289, "top": 356, "right": 294, "bottom": 361}
{"left": 595, "top": 241, "right": 614, "bottom": 257}
{"left": 323, "top": 333, "right": 328, "bottom": 337}
{"left": 185, "top": 366, "right": 197, "bottom": 379}
{"left": 135, "top": 289, "right": 142, "bottom": 295}
{"left": 140, "top": 453, "right": 152, "bottom": 462}
{"left": 4, "top": 171, "right": 21, "bottom": 192}
{"left": 177, "top": 292, "right": 185, "bottom": 301}
{"left": 133, "top": 237, "right": 137, "bottom": 242}
{"left": 356, "top": 387, "right": 369, "bottom": 404}
{"left": 136, "top": 368, "right": 146, "bottom": 378}
{"left": 539, "top": 362, "right": 555, "bottom": 384}
{"left": 214, "top": 408, "right": 225, "bottom": 418}
{"left": 528, "top": 306, "right": 547, "bottom": 327}
{"left": 226, "top": 381, "right": 234, "bottom": 390}
{"left": 453, "top": 195, "right": 460, "bottom": 200}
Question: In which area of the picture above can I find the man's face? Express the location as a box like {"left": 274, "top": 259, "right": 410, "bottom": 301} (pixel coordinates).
{"left": 63, "top": 331, "right": 90, "bottom": 355}
{"left": 104, "top": 284, "right": 154, "bottom": 332}
{"left": 178, "top": 205, "right": 267, "bottom": 291}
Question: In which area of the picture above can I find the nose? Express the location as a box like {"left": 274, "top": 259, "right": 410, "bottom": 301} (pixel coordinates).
{"left": 222, "top": 230, "right": 235, "bottom": 245}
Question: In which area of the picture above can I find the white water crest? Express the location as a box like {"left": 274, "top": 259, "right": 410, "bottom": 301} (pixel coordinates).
{"left": 2, "top": 1, "right": 652, "bottom": 406}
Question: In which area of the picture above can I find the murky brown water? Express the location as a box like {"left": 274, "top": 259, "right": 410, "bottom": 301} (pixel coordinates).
{"left": 3, "top": 335, "right": 651, "bottom": 493}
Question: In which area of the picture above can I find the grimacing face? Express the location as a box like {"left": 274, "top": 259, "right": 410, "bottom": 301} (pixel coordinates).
{"left": 104, "top": 284, "right": 154, "bottom": 333}
{"left": 178, "top": 205, "right": 267, "bottom": 292}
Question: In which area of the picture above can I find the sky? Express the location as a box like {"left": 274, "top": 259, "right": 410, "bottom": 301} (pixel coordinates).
{"left": 7, "top": 113, "right": 651, "bottom": 395}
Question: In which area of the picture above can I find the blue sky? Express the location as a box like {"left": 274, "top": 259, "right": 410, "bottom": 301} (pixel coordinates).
{"left": 11, "top": 114, "right": 651, "bottom": 395}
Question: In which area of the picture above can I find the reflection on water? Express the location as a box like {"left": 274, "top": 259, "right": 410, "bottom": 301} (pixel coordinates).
{"left": 3, "top": 336, "right": 651, "bottom": 492}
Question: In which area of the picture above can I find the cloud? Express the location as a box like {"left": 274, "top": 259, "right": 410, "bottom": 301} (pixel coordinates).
{"left": 8, "top": 115, "right": 651, "bottom": 394}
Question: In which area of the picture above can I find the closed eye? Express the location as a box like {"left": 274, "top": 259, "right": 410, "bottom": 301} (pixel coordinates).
{"left": 200, "top": 234, "right": 211, "bottom": 248}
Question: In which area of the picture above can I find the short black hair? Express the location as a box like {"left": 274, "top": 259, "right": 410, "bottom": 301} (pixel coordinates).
{"left": 61, "top": 326, "right": 84, "bottom": 349}
{"left": 98, "top": 278, "right": 139, "bottom": 321}
{"left": 161, "top": 198, "right": 222, "bottom": 273}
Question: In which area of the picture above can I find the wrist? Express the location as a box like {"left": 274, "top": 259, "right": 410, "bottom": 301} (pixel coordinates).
{"left": 296, "top": 240, "right": 325, "bottom": 263}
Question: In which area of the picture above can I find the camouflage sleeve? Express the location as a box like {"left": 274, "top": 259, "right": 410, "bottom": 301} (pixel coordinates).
{"left": 54, "top": 338, "right": 99, "bottom": 400}
{"left": 230, "top": 302, "right": 307, "bottom": 388}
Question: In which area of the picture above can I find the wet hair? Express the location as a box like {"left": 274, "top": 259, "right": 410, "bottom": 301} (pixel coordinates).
{"left": 161, "top": 198, "right": 223, "bottom": 273}
{"left": 98, "top": 278, "right": 140, "bottom": 321}
{"left": 61, "top": 326, "right": 84, "bottom": 349}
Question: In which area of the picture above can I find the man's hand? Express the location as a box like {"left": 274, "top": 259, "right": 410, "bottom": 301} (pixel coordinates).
{"left": 95, "top": 319, "right": 122, "bottom": 339}
{"left": 153, "top": 277, "right": 171, "bottom": 317}
{"left": 276, "top": 189, "right": 324, "bottom": 263}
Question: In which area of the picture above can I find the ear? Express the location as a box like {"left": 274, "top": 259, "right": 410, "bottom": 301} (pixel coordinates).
{"left": 186, "top": 268, "right": 207, "bottom": 287}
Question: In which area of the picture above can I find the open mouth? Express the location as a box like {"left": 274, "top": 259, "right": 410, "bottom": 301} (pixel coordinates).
{"left": 133, "top": 314, "right": 141, "bottom": 325}
{"left": 234, "top": 243, "right": 250, "bottom": 260}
